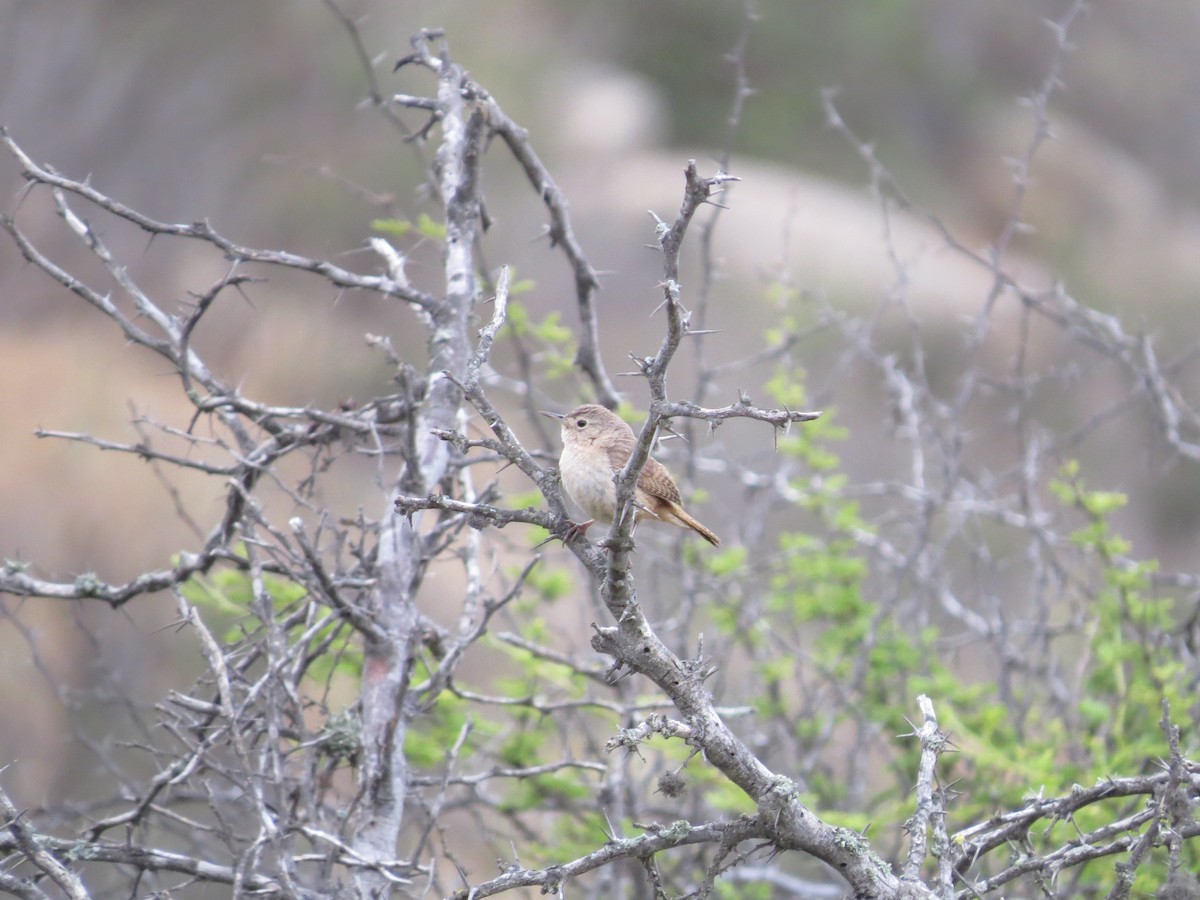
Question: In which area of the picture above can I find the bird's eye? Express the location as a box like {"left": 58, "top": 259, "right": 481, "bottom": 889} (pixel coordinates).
{"left": 576, "top": 419, "right": 587, "bottom": 428}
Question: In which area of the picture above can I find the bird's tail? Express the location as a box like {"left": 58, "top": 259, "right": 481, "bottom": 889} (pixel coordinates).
{"left": 666, "top": 504, "right": 721, "bottom": 547}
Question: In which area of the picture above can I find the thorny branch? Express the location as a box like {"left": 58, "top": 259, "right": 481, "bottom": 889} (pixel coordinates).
{"left": 3, "top": 4, "right": 1200, "bottom": 899}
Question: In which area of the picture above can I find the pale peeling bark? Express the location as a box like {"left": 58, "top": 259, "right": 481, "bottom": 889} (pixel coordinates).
{"left": 350, "top": 43, "right": 484, "bottom": 899}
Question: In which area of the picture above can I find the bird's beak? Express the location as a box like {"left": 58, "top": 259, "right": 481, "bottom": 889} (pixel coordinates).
{"left": 540, "top": 411, "right": 565, "bottom": 420}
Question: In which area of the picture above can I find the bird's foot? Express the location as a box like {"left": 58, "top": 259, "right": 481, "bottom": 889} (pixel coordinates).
{"left": 534, "top": 519, "right": 595, "bottom": 550}
{"left": 563, "top": 518, "right": 594, "bottom": 543}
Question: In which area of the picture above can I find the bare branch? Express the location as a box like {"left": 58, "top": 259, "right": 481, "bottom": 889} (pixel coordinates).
{"left": 0, "top": 784, "right": 91, "bottom": 900}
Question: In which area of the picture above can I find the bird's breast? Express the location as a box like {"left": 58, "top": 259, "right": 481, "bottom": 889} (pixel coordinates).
{"left": 559, "top": 449, "right": 618, "bottom": 521}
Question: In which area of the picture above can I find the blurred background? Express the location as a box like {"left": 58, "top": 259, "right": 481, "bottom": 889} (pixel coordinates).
{"left": 3, "top": 0, "right": 1200, "bottom": 811}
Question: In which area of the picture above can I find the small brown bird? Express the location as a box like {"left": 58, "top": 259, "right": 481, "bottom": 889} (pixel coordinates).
{"left": 545, "top": 404, "right": 720, "bottom": 546}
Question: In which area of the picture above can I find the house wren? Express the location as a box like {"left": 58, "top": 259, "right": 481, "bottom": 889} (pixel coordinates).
{"left": 546, "top": 404, "right": 720, "bottom": 546}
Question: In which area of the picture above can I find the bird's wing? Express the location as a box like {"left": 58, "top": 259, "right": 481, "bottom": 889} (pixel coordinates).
{"left": 604, "top": 438, "right": 683, "bottom": 506}
{"left": 637, "top": 457, "right": 683, "bottom": 505}
{"left": 604, "top": 432, "right": 636, "bottom": 474}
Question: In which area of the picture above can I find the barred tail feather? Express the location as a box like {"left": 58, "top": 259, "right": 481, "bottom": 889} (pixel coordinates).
{"left": 667, "top": 504, "right": 721, "bottom": 546}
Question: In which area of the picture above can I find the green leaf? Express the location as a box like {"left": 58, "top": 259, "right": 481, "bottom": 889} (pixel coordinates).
{"left": 370, "top": 217, "right": 413, "bottom": 237}
{"left": 416, "top": 212, "right": 447, "bottom": 240}
{"left": 707, "top": 545, "right": 747, "bottom": 577}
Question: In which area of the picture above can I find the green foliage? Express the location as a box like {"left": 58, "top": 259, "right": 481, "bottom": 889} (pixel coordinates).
{"left": 453, "top": 639, "right": 605, "bottom": 846}
{"left": 530, "top": 311, "right": 571, "bottom": 345}
{"left": 518, "top": 809, "right": 611, "bottom": 869}
{"left": 716, "top": 878, "right": 771, "bottom": 900}
{"left": 753, "top": 368, "right": 1195, "bottom": 889}
{"left": 506, "top": 356, "right": 1194, "bottom": 895}
{"left": 499, "top": 727, "right": 544, "bottom": 768}
{"left": 501, "top": 769, "right": 592, "bottom": 814}
{"left": 509, "top": 488, "right": 544, "bottom": 511}
{"left": 416, "top": 212, "right": 447, "bottom": 241}
{"left": 500, "top": 300, "right": 577, "bottom": 379}
{"left": 177, "top": 564, "right": 355, "bottom": 681}
{"left": 615, "top": 402, "right": 644, "bottom": 427}
{"left": 182, "top": 566, "right": 361, "bottom": 682}
{"left": 1049, "top": 461, "right": 1189, "bottom": 792}
{"left": 491, "top": 628, "right": 589, "bottom": 699}
{"left": 504, "top": 489, "right": 555, "bottom": 553}
{"left": 707, "top": 544, "right": 747, "bottom": 578}
{"left": 509, "top": 276, "right": 537, "bottom": 295}
{"left": 179, "top": 567, "right": 247, "bottom": 625}
{"left": 524, "top": 565, "right": 573, "bottom": 603}
{"left": 180, "top": 564, "right": 393, "bottom": 783}
{"left": 766, "top": 370, "right": 846, "bottom": 473}
{"left": 369, "top": 217, "right": 413, "bottom": 238}
{"left": 369, "top": 212, "right": 448, "bottom": 241}
{"left": 493, "top": 709, "right": 592, "bottom": 814}
{"left": 404, "top": 672, "right": 473, "bottom": 769}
